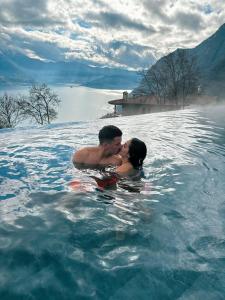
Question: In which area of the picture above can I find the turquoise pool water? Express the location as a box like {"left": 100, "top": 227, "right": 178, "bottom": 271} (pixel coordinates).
{"left": 0, "top": 105, "right": 225, "bottom": 299}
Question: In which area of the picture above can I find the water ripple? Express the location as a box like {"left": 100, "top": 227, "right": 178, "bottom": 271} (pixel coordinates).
{"left": 1, "top": 105, "right": 225, "bottom": 298}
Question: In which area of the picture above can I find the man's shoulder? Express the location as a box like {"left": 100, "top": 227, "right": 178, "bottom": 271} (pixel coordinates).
{"left": 73, "top": 147, "right": 91, "bottom": 163}
{"left": 73, "top": 146, "right": 98, "bottom": 164}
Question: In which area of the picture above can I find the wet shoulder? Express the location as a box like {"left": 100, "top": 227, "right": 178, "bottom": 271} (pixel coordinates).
{"left": 115, "top": 162, "right": 133, "bottom": 176}
{"left": 73, "top": 146, "right": 97, "bottom": 164}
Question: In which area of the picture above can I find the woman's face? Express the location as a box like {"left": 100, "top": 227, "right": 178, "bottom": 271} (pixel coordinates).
{"left": 119, "top": 139, "right": 131, "bottom": 158}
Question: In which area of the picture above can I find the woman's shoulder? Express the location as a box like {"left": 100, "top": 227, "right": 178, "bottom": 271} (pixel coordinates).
{"left": 115, "top": 162, "right": 133, "bottom": 176}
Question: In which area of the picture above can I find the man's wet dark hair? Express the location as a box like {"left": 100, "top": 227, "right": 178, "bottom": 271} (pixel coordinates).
{"left": 98, "top": 125, "right": 122, "bottom": 144}
{"left": 128, "top": 138, "right": 147, "bottom": 169}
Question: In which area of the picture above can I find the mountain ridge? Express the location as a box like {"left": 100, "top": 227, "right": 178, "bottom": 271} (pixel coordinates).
{"left": 0, "top": 50, "right": 140, "bottom": 90}
{"left": 133, "top": 23, "right": 225, "bottom": 97}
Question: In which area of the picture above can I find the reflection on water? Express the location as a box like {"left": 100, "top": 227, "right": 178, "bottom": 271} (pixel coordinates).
{"left": 0, "top": 105, "right": 225, "bottom": 299}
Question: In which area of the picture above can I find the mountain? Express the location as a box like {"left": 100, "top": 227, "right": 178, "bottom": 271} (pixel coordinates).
{"left": 0, "top": 50, "right": 139, "bottom": 90}
{"left": 133, "top": 23, "right": 225, "bottom": 97}
{"left": 193, "top": 23, "right": 225, "bottom": 94}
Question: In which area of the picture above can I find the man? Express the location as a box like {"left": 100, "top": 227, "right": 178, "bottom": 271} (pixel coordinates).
{"left": 73, "top": 125, "right": 122, "bottom": 167}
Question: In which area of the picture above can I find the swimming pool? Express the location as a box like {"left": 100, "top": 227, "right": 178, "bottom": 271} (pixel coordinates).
{"left": 1, "top": 105, "right": 225, "bottom": 299}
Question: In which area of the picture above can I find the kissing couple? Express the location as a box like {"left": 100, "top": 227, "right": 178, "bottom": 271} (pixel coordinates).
{"left": 73, "top": 125, "right": 147, "bottom": 179}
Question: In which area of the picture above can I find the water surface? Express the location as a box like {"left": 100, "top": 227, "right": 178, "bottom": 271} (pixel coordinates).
{"left": 0, "top": 105, "right": 225, "bottom": 299}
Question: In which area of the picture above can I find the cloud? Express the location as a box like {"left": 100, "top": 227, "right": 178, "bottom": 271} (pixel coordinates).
{"left": 0, "top": 0, "right": 64, "bottom": 27}
{"left": 142, "top": 0, "right": 172, "bottom": 24}
{"left": 0, "top": 0, "right": 225, "bottom": 70}
{"left": 174, "top": 11, "right": 203, "bottom": 30}
{"left": 87, "top": 11, "right": 156, "bottom": 35}
{"left": 106, "top": 41, "right": 156, "bottom": 68}
{"left": 64, "top": 39, "right": 156, "bottom": 70}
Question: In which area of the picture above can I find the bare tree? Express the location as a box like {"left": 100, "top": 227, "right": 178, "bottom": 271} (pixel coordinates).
{"left": 137, "top": 69, "right": 153, "bottom": 95}
{"left": 139, "top": 50, "right": 199, "bottom": 106}
{"left": 175, "top": 50, "right": 199, "bottom": 107}
{"left": 139, "top": 63, "right": 171, "bottom": 105}
{"left": 163, "top": 53, "right": 179, "bottom": 104}
{"left": 0, "top": 93, "right": 22, "bottom": 128}
{"left": 18, "top": 83, "right": 61, "bottom": 125}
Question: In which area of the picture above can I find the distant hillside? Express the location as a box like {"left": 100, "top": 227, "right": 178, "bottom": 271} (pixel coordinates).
{"left": 133, "top": 23, "right": 225, "bottom": 98}
{"left": 0, "top": 51, "right": 140, "bottom": 90}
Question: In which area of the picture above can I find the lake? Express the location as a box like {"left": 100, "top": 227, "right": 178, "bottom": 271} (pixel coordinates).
{"left": 0, "top": 85, "right": 125, "bottom": 123}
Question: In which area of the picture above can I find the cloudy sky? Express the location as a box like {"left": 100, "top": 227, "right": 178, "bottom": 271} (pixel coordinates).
{"left": 0, "top": 0, "right": 224, "bottom": 70}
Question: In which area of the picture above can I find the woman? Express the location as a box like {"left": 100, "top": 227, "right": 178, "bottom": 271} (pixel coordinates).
{"left": 115, "top": 138, "right": 147, "bottom": 177}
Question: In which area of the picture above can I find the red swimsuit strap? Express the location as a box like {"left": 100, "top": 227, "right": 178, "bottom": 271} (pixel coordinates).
{"left": 92, "top": 174, "right": 118, "bottom": 188}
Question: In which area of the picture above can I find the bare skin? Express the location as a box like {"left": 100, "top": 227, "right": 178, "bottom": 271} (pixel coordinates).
{"left": 73, "top": 136, "right": 122, "bottom": 167}
{"left": 115, "top": 161, "right": 134, "bottom": 176}
{"left": 115, "top": 140, "right": 136, "bottom": 176}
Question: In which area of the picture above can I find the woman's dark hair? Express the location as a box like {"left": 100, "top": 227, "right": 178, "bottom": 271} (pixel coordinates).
{"left": 128, "top": 138, "right": 147, "bottom": 169}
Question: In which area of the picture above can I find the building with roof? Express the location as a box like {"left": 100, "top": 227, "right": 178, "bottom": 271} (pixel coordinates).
{"left": 108, "top": 91, "right": 183, "bottom": 116}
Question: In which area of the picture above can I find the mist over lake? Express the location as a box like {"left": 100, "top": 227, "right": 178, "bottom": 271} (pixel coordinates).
{"left": 0, "top": 85, "right": 125, "bottom": 124}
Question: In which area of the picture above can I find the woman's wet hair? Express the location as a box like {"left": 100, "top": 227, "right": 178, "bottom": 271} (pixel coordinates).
{"left": 98, "top": 125, "right": 122, "bottom": 144}
{"left": 128, "top": 138, "right": 147, "bottom": 169}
